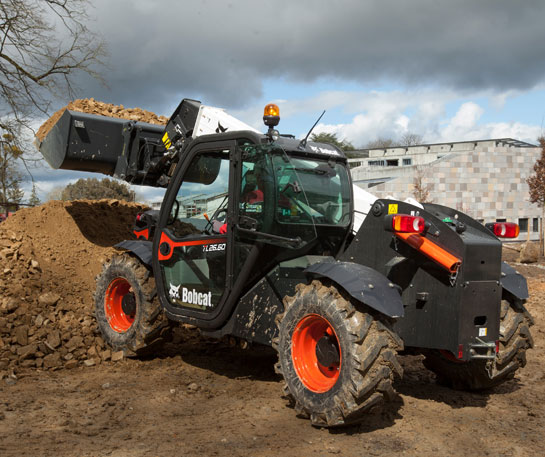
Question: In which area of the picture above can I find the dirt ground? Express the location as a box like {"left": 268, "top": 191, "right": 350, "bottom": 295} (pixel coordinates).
{"left": 1, "top": 203, "right": 544, "bottom": 457}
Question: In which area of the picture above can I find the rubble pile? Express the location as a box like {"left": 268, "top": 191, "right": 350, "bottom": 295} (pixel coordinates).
{"left": 0, "top": 200, "right": 148, "bottom": 375}
{"left": 36, "top": 98, "right": 168, "bottom": 141}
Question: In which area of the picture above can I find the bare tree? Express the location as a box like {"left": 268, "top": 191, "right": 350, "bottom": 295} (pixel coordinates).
{"left": 0, "top": 0, "right": 105, "bottom": 203}
{"left": 0, "top": 0, "right": 106, "bottom": 130}
{"left": 527, "top": 137, "right": 545, "bottom": 254}
{"left": 400, "top": 132, "right": 423, "bottom": 146}
{"left": 366, "top": 133, "right": 424, "bottom": 149}
{"left": 412, "top": 166, "right": 433, "bottom": 203}
{"left": 365, "top": 137, "right": 398, "bottom": 149}
{"left": 46, "top": 185, "right": 64, "bottom": 201}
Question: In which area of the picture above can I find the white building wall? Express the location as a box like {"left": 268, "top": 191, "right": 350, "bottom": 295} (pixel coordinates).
{"left": 351, "top": 139, "right": 542, "bottom": 241}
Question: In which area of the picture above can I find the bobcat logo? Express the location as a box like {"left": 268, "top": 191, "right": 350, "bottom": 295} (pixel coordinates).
{"left": 215, "top": 122, "right": 228, "bottom": 133}
{"left": 169, "top": 283, "right": 180, "bottom": 299}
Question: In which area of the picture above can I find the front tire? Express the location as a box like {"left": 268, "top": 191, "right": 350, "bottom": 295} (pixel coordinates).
{"left": 274, "top": 280, "right": 403, "bottom": 427}
{"left": 423, "top": 297, "right": 534, "bottom": 390}
{"left": 95, "top": 254, "right": 172, "bottom": 356}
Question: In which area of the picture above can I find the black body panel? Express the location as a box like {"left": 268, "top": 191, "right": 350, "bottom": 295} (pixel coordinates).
{"left": 202, "top": 256, "right": 329, "bottom": 345}
{"left": 501, "top": 262, "right": 529, "bottom": 300}
{"left": 341, "top": 199, "right": 504, "bottom": 359}
{"left": 305, "top": 261, "right": 404, "bottom": 318}
{"left": 116, "top": 240, "right": 153, "bottom": 267}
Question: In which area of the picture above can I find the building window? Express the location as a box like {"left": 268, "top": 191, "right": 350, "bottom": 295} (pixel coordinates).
{"left": 368, "top": 160, "right": 386, "bottom": 167}
{"left": 386, "top": 159, "right": 399, "bottom": 166}
{"left": 496, "top": 218, "right": 506, "bottom": 222}
{"left": 533, "top": 218, "right": 539, "bottom": 232}
{"left": 402, "top": 158, "right": 412, "bottom": 166}
{"left": 518, "top": 218, "right": 528, "bottom": 233}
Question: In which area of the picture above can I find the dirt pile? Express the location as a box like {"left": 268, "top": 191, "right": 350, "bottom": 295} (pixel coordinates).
{"left": 0, "top": 200, "right": 148, "bottom": 374}
{"left": 36, "top": 98, "right": 168, "bottom": 141}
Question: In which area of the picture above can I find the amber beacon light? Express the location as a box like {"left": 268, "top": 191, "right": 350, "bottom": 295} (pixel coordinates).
{"left": 263, "top": 103, "right": 280, "bottom": 127}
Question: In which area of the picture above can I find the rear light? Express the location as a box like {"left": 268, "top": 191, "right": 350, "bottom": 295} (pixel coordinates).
{"left": 458, "top": 344, "right": 464, "bottom": 359}
{"left": 136, "top": 213, "right": 143, "bottom": 222}
{"left": 390, "top": 214, "right": 426, "bottom": 233}
{"left": 485, "top": 222, "right": 519, "bottom": 238}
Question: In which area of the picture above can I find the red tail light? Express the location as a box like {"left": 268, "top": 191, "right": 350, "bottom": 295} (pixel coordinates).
{"left": 458, "top": 344, "right": 464, "bottom": 359}
{"left": 136, "top": 213, "right": 143, "bottom": 222}
{"left": 486, "top": 222, "right": 519, "bottom": 238}
{"left": 391, "top": 214, "right": 426, "bottom": 233}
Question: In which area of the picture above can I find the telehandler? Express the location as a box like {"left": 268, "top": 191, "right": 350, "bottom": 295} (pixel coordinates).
{"left": 38, "top": 100, "right": 533, "bottom": 426}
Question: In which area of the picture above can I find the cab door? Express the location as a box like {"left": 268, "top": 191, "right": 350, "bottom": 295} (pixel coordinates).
{"left": 154, "top": 141, "right": 235, "bottom": 323}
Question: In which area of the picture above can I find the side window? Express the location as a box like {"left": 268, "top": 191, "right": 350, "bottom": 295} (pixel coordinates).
{"left": 166, "top": 151, "right": 230, "bottom": 236}
{"left": 239, "top": 159, "right": 268, "bottom": 231}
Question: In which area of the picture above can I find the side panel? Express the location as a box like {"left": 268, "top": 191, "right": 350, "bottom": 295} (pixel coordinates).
{"left": 501, "top": 262, "right": 529, "bottom": 300}
{"left": 203, "top": 256, "right": 328, "bottom": 345}
{"left": 115, "top": 240, "right": 153, "bottom": 267}
{"left": 341, "top": 199, "right": 504, "bottom": 358}
{"left": 304, "top": 261, "right": 404, "bottom": 318}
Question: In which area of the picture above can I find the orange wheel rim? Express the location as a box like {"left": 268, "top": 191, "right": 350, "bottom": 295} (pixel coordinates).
{"left": 291, "top": 314, "right": 341, "bottom": 393}
{"left": 105, "top": 278, "right": 135, "bottom": 333}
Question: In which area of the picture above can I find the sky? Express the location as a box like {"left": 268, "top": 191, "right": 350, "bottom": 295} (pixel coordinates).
{"left": 21, "top": 0, "right": 545, "bottom": 203}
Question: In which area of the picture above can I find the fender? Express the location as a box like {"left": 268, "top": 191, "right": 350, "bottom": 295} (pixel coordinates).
{"left": 305, "top": 261, "right": 404, "bottom": 318}
{"left": 115, "top": 240, "right": 153, "bottom": 268}
{"left": 501, "top": 262, "right": 529, "bottom": 300}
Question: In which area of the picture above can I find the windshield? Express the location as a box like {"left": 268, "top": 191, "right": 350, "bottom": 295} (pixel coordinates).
{"left": 236, "top": 142, "right": 351, "bottom": 249}
{"left": 270, "top": 154, "right": 351, "bottom": 227}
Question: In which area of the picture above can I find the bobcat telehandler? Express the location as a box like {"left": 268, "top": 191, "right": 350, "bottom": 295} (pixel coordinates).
{"left": 37, "top": 99, "right": 533, "bottom": 426}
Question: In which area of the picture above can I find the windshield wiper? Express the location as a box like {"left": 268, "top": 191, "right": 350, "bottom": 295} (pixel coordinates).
{"left": 293, "top": 166, "right": 336, "bottom": 178}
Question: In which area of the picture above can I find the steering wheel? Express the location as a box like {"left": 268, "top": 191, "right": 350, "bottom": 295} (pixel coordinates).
{"left": 204, "top": 206, "right": 228, "bottom": 234}
{"left": 210, "top": 208, "right": 228, "bottom": 233}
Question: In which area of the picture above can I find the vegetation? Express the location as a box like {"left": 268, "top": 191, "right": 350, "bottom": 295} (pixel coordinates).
{"left": 0, "top": 0, "right": 105, "bottom": 208}
{"left": 310, "top": 132, "right": 354, "bottom": 152}
{"left": 59, "top": 178, "right": 135, "bottom": 202}
{"left": 29, "top": 183, "right": 41, "bottom": 206}
{"left": 365, "top": 132, "right": 424, "bottom": 149}
{"left": 0, "top": 131, "right": 23, "bottom": 214}
{"left": 0, "top": 0, "right": 105, "bottom": 129}
{"left": 526, "top": 136, "right": 545, "bottom": 253}
{"left": 412, "top": 166, "right": 433, "bottom": 203}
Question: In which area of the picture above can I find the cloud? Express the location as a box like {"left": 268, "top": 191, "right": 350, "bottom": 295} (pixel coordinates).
{"left": 440, "top": 102, "right": 485, "bottom": 139}
{"left": 287, "top": 90, "right": 541, "bottom": 146}
{"left": 70, "top": 0, "right": 545, "bottom": 115}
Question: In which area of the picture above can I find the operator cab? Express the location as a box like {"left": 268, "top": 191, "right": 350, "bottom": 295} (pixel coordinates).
{"left": 153, "top": 105, "right": 353, "bottom": 326}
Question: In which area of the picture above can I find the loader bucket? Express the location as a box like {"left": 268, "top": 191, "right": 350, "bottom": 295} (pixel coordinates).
{"left": 37, "top": 110, "right": 166, "bottom": 185}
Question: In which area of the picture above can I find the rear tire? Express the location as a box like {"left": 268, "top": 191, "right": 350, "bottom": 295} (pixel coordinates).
{"left": 95, "top": 254, "right": 172, "bottom": 356}
{"left": 423, "top": 298, "right": 534, "bottom": 390}
{"left": 274, "top": 280, "right": 403, "bottom": 427}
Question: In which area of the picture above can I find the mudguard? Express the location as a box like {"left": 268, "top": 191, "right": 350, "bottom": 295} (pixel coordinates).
{"left": 305, "top": 261, "right": 405, "bottom": 318}
{"left": 115, "top": 240, "right": 153, "bottom": 267}
{"left": 501, "top": 262, "right": 529, "bottom": 300}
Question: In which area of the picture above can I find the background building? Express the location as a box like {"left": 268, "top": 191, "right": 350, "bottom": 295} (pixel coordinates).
{"left": 349, "top": 138, "right": 541, "bottom": 241}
